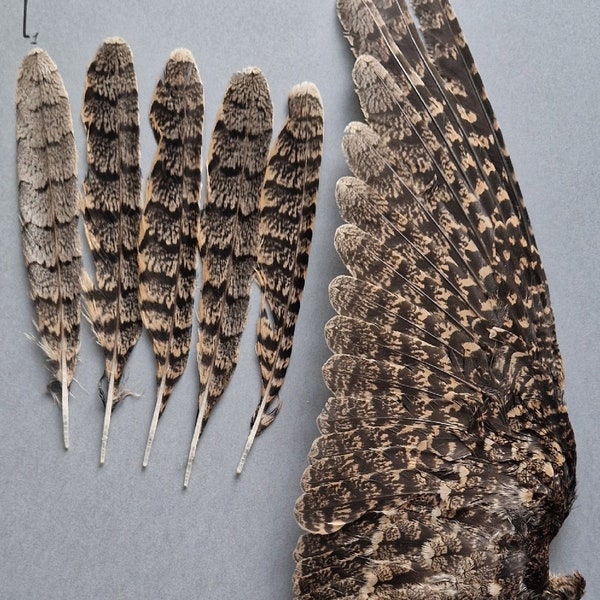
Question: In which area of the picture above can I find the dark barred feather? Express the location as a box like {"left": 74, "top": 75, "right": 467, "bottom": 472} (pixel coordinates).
{"left": 16, "top": 49, "right": 82, "bottom": 449}
{"left": 139, "top": 49, "right": 203, "bottom": 467}
{"left": 184, "top": 67, "right": 273, "bottom": 487}
{"left": 294, "top": 1, "right": 583, "bottom": 598}
{"left": 81, "top": 38, "right": 142, "bottom": 464}
{"left": 237, "top": 82, "right": 324, "bottom": 474}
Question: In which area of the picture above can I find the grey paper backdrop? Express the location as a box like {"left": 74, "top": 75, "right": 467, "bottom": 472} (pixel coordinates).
{"left": 1, "top": 2, "right": 598, "bottom": 599}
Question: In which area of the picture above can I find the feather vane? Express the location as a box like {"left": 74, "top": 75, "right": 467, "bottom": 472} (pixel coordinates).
{"left": 81, "top": 37, "right": 143, "bottom": 464}
{"left": 16, "top": 48, "right": 82, "bottom": 449}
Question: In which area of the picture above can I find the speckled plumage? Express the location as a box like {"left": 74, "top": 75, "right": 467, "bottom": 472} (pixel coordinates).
{"left": 237, "top": 83, "right": 324, "bottom": 473}
{"left": 139, "top": 49, "right": 203, "bottom": 467}
{"left": 16, "top": 48, "right": 82, "bottom": 450}
{"left": 184, "top": 67, "right": 273, "bottom": 487}
{"left": 81, "top": 38, "right": 142, "bottom": 464}
{"left": 294, "top": 1, "right": 583, "bottom": 598}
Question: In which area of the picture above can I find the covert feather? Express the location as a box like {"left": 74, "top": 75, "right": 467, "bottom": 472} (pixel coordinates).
{"left": 16, "top": 49, "right": 82, "bottom": 449}
{"left": 81, "top": 38, "right": 142, "bottom": 464}
{"left": 139, "top": 49, "right": 203, "bottom": 467}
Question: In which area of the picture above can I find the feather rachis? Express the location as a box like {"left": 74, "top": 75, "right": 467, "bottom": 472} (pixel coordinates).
{"left": 17, "top": 48, "right": 82, "bottom": 449}
{"left": 184, "top": 67, "right": 273, "bottom": 487}
{"left": 81, "top": 38, "right": 142, "bottom": 463}
{"left": 237, "top": 82, "right": 324, "bottom": 474}
{"left": 139, "top": 49, "right": 203, "bottom": 467}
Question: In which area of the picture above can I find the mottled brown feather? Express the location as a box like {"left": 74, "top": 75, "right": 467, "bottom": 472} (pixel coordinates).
{"left": 184, "top": 67, "right": 273, "bottom": 487}
{"left": 139, "top": 49, "right": 203, "bottom": 467}
{"left": 81, "top": 37, "right": 142, "bottom": 464}
{"left": 237, "top": 82, "right": 324, "bottom": 473}
{"left": 16, "top": 48, "right": 82, "bottom": 449}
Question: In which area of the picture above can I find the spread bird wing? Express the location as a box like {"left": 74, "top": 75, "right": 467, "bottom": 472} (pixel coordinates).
{"left": 294, "top": 1, "right": 583, "bottom": 598}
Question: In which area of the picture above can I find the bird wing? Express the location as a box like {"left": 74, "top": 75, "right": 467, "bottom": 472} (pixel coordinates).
{"left": 294, "top": 1, "right": 583, "bottom": 598}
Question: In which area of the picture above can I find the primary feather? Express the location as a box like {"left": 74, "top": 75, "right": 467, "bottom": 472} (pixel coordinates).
{"left": 81, "top": 38, "right": 142, "bottom": 464}
{"left": 237, "top": 82, "right": 324, "bottom": 474}
{"left": 294, "top": 1, "right": 583, "bottom": 598}
{"left": 16, "top": 48, "right": 82, "bottom": 449}
{"left": 139, "top": 49, "right": 203, "bottom": 467}
{"left": 184, "top": 67, "right": 273, "bottom": 487}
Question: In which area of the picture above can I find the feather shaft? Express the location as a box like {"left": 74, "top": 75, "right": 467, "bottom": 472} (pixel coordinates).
{"left": 16, "top": 48, "right": 82, "bottom": 449}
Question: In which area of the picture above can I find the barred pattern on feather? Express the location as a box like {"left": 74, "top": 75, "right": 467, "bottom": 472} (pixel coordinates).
{"left": 16, "top": 49, "right": 82, "bottom": 449}
{"left": 237, "top": 82, "right": 324, "bottom": 474}
{"left": 294, "top": 1, "right": 584, "bottom": 598}
{"left": 139, "top": 49, "right": 203, "bottom": 467}
{"left": 81, "top": 38, "right": 142, "bottom": 464}
{"left": 184, "top": 67, "right": 273, "bottom": 487}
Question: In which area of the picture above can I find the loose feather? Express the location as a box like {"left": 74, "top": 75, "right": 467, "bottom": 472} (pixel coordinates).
{"left": 81, "top": 37, "right": 142, "bottom": 464}
{"left": 16, "top": 48, "right": 82, "bottom": 449}
{"left": 294, "top": 1, "right": 583, "bottom": 598}
{"left": 237, "top": 82, "right": 324, "bottom": 474}
{"left": 139, "top": 49, "right": 203, "bottom": 467}
{"left": 184, "top": 67, "right": 273, "bottom": 488}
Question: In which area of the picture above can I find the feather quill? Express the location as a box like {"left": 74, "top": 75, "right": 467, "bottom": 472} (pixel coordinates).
{"left": 139, "top": 49, "right": 203, "bottom": 467}
{"left": 81, "top": 38, "right": 142, "bottom": 464}
{"left": 184, "top": 67, "right": 273, "bottom": 487}
{"left": 294, "top": 1, "right": 583, "bottom": 598}
{"left": 16, "top": 49, "right": 82, "bottom": 449}
{"left": 237, "top": 82, "right": 324, "bottom": 474}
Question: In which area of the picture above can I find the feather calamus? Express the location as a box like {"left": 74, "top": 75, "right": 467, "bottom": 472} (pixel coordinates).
{"left": 184, "top": 67, "right": 273, "bottom": 487}
{"left": 237, "top": 82, "right": 324, "bottom": 474}
{"left": 139, "top": 49, "right": 203, "bottom": 467}
{"left": 16, "top": 49, "right": 82, "bottom": 449}
{"left": 81, "top": 38, "right": 142, "bottom": 464}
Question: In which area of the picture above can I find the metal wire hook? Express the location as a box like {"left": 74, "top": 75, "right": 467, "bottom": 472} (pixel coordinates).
{"left": 23, "top": 0, "right": 39, "bottom": 44}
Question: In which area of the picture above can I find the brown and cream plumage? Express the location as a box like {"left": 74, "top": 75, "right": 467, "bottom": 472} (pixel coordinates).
{"left": 81, "top": 38, "right": 142, "bottom": 464}
{"left": 184, "top": 67, "right": 273, "bottom": 487}
{"left": 237, "top": 82, "right": 324, "bottom": 474}
{"left": 139, "top": 49, "right": 203, "bottom": 467}
{"left": 16, "top": 48, "right": 82, "bottom": 449}
{"left": 294, "top": 1, "right": 583, "bottom": 598}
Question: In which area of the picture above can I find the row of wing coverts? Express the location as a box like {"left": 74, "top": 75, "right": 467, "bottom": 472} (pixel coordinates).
{"left": 16, "top": 38, "right": 324, "bottom": 486}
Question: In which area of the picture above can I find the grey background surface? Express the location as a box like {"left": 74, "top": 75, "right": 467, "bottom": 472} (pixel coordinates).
{"left": 1, "top": 2, "right": 598, "bottom": 599}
